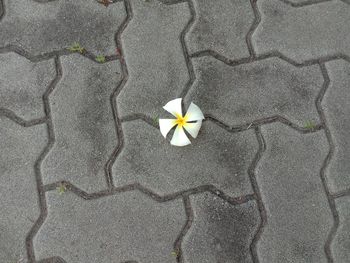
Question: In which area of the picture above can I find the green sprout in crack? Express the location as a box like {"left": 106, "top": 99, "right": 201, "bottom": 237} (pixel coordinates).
{"left": 171, "top": 249, "right": 180, "bottom": 257}
{"left": 153, "top": 116, "right": 159, "bottom": 126}
{"left": 304, "top": 121, "right": 316, "bottom": 129}
{"left": 96, "top": 55, "right": 106, "bottom": 63}
{"left": 67, "top": 42, "right": 85, "bottom": 53}
{"left": 57, "top": 183, "right": 67, "bottom": 195}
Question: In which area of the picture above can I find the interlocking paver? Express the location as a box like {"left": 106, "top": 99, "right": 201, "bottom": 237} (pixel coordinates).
{"left": 0, "top": 117, "right": 47, "bottom": 263}
{"left": 185, "top": 56, "right": 323, "bottom": 127}
{"left": 332, "top": 196, "right": 350, "bottom": 262}
{"left": 185, "top": 0, "right": 253, "bottom": 59}
{"left": 0, "top": 52, "right": 56, "bottom": 121}
{"left": 182, "top": 192, "right": 260, "bottom": 263}
{"left": 112, "top": 120, "right": 258, "bottom": 197}
{"left": 252, "top": 0, "right": 350, "bottom": 63}
{"left": 0, "top": 0, "right": 125, "bottom": 55}
{"left": 41, "top": 54, "right": 120, "bottom": 192}
{"left": 256, "top": 123, "right": 333, "bottom": 263}
{"left": 33, "top": 190, "right": 186, "bottom": 263}
{"left": 117, "top": 0, "right": 190, "bottom": 118}
{"left": 323, "top": 60, "right": 350, "bottom": 193}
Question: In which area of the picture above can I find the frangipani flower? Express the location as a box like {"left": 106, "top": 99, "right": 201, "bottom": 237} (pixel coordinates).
{"left": 159, "top": 98, "right": 205, "bottom": 146}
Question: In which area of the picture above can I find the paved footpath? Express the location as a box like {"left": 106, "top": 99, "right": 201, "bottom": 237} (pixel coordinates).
{"left": 0, "top": 0, "right": 350, "bottom": 262}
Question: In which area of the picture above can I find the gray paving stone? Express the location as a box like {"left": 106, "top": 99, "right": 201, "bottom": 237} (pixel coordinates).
{"left": 252, "top": 0, "right": 350, "bottom": 63}
{"left": 33, "top": 190, "right": 186, "bottom": 263}
{"left": 0, "top": 52, "right": 56, "bottom": 121}
{"left": 182, "top": 192, "right": 260, "bottom": 263}
{"left": 112, "top": 120, "right": 258, "bottom": 197}
{"left": 323, "top": 60, "right": 350, "bottom": 193}
{"left": 185, "top": 0, "right": 253, "bottom": 59}
{"left": 117, "top": 0, "right": 190, "bottom": 118}
{"left": 332, "top": 196, "right": 350, "bottom": 263}
{"left": 41, "top": 54, "right": 120, "bottom": 192}
{"left": 0, "top": 117, "right": 47, "bottom": 263}
{"left": 256, "top": 123, "right": 333, "bottom": 263}
{"left": 0, "top": 0, "right": 125, "bottom": 55}
{"left": 185, "top": 56, "right": 323, "bottom": 127}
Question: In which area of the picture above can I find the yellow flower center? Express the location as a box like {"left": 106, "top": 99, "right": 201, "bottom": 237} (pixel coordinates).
{"left": 174, "top": 113, "right": 188, "bottom": 128}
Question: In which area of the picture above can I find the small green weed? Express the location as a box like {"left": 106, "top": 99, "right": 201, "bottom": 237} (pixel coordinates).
{"left": 304, "top": 121, "right": 316, "bottom": 129}
{"left": 153, "top": 116, "right": 159, "bottom": 125}
{"left": 57, "top": 183, "right": 67, "bottom": 195}
{"left": 67, "top": 42, "right": 85, "bottom": 53}
{"left": 96, "top": 55, "right": 106, "bottom": 63}
{"left": 171, "top": 249, "right": 180, "bottom": 257}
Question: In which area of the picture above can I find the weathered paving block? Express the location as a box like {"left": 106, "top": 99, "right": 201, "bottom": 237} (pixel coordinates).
{"left": 117, "top": 0, "right": 190, "bottom": 118}
{"left": 182, "top": 192, "right": 260, "bottom": 263}
{"left": 185, "top": 56, "right": 323, "bottom": 127}
{"left": 34, "top": 190, "right": 186, "bottom": 263}
{"left": 0, "top": 117, "right": 47, "bottom": 262}
{"left": 252, "top": 0, "right": 350, "bottom": 63}
{"left": 0, "top": 52, "right": 56, "bottom": 121}
{"left": 185, "top": 0, "right": 253, "bottom": 59}
{"left": 323, "top": 60, "right": 350, "bottom": 193}
{"left": 112, "top": 120, "right": 258, "bottom": 197}
{"left": 256, "top": 123, "right": 333, "bottom": 263}
{"left": 41, "top": 54, "right": 120, "bottom": 192}
{"left": 332, "top": 196, "right": 350, "bottom": 262}
{"left": 0, "top": 0, "right": 125, "bottom": 55}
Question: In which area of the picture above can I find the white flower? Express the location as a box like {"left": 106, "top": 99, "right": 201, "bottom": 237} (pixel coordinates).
{"left": 159, "top": 98, "right": 205, "bottom": 146}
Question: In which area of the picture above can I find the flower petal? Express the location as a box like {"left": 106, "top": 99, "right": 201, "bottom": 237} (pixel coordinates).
{"left": 163, "top": 98, "right": 183, "bottom": 118}
{"left": 184, "top": 102, "right": 205, "bottom": 121}
{"left": 171, "top": 125, "right": 191, "bottom": 146}
{"left": 183, "top": 121, "right": 202, "bottom": 138}
{"left": 159, "top": 119, "right": 177, "bottom": 138}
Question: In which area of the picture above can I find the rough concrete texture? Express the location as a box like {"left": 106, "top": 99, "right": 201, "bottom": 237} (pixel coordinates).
{"left": 41, "top": 54, "right": 120, "bottom": 192}
{"left": 0, "top": 0, "right": 349, "bottom": 262}
{"left": 113, "top": 120, "right": 258, "bottom": 197}
{"left": 323, "top": 60, "right": 350, "bottom": 193}
{"left": 0, "top": 0, "right": 126, "bottom": 55}
{"left": 33, "top": 190, "right": 186, "bottom": 263}
{"left": 186, "top": 0, "right": 253, "bottom": 59}
{"left": 117, "top": 0, "right": 190, "bottom": 118}
{"left": 252, "top": 0, "right": 350, "bottom": 63}
{"left": 256, "top": 123, "right": 333, "bottom": 263}
{"left": 0, "top": 117, "right": 47, "bottom": 263}
{"left": 185, "top": 56, "right": 323, "bottom": 127}
{"left": 182, "top": 192, "right": 260, "bottom": 263}
{"left": 0, "top": 52, "right": 56, "bottom": 121}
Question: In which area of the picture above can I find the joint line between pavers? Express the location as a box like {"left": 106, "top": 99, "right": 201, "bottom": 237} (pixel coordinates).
{"left": 104, "top": 0, "right": 134, "bottom": 190}
{"left": 25, "top": 55, "right": 62, "bottom": 263}
{"left": 0, "top": 108, "right": 48, "bottom": 127}
{"left": 0, "top": 0, "right": 4, "bottom": 22}
{"left": 246, "top": 127, "right": 267, "bottom": 263}
{"left": 120, "top": 112, "right": 324, "bottom": 135}
{"left": 315, "top": 62, "right": 339, "bottom": 263}
{"left": 0, "top": 44, "right": 120, "bottom": 64}
{"left": 246, "top": 0, "right": 261, "bottom": 58}
{"left": 173, "top": 196, "right": 194, "bottom": 263}
{"left": 191, "top": 49, "right": 350, "bottom": 68}
{"left": 178, "top": 0, "right": 197, "bottom": 99}
{"left": 331, "top": 188, "right": 350, "bottom": 199}
{"left": 279, "top": 0, "right": 332, "bottom": 8}
{"left": 43, "top": 179, "right": 257, "bottom": 207}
